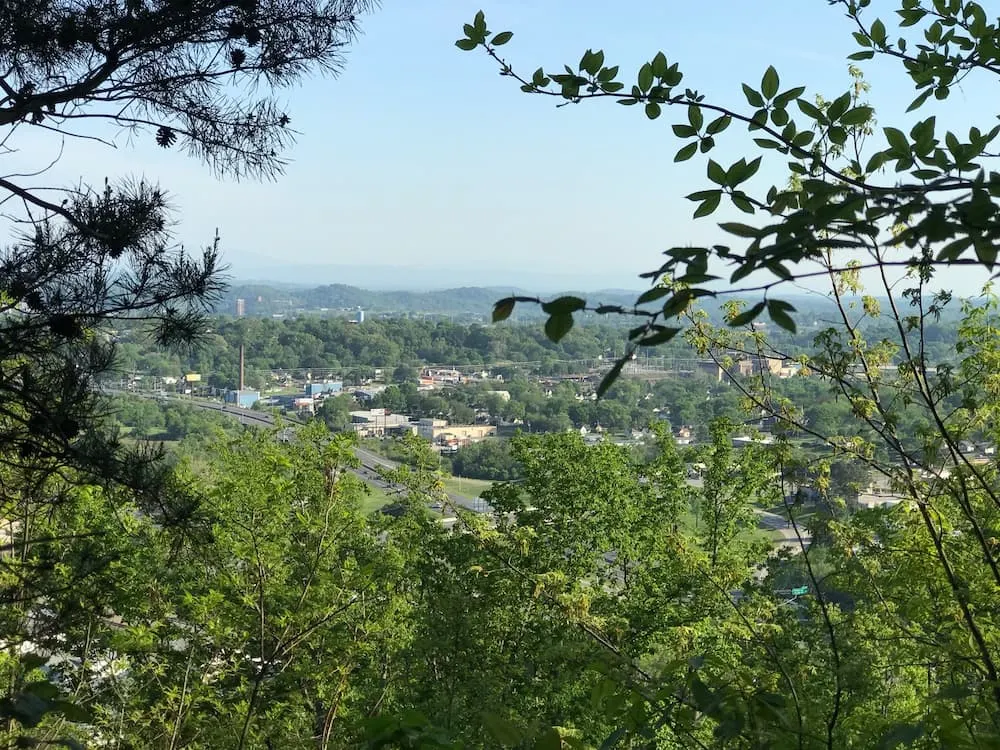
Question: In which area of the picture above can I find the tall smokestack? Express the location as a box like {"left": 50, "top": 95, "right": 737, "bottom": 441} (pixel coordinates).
{"left": 239, "top": 344, "right": 245, "bottom": 391}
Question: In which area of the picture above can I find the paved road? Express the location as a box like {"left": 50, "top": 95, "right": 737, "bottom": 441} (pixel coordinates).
{"left": 353, "top": 446, "right": 492, "bottom": 514}
{"left": 107, "top": 391, "right": 810, "bottom": 546}
{"left": 106, "top": 390, "right": 486, "bottom": 515}
{"left": 686, "top": 477, "right": 812, "bottom": 554}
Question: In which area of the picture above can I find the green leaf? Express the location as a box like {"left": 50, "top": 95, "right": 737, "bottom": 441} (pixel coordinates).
{"left": 761, "top": 66, "right": 780, "bottom": 99}
{"left": 672, "top": 124, "right": 697, "bottom": 138}
{"left": 719, "top": 222, "right": 760, "bottom": 238}
{"left": 768, "top": 298, "right": 797, "bottom": 312}
{"left": 774, "top": 85, "right": 806, "bottom": 106}
{"left": 731, "top": 156, "right": 762, "bottom": 185}
{"left": 579, "top": 49, "right": 604, "bottom": 75}
{"left": 754, "top": 137, "right": 782, "bottom": 150}
{"left": 455, "top": 38, "right": 478, "bottom": 51}
{"left": 483, "top": 713, "right": 523, "bottom": 747}
{"left": 796, "top": 98, "right": 824, "bottom": 121}
{"left": 975, "top": 240, "right": 998, "bottom": 267}
{"left": 707, "top": 160, "right": 726, "bottom": 185}
{"left": 884, "top": 126, "right": 910, "bottom": 154}
{"left": 535, "top": 728, "right": 563, "bottom": 750}
{"left": 542, "top": 295, "right": 586, "bottom": 315}
{"left": 636, "top": 287, "right": 670, "bottom": 305}
{"left": 936, "top": 683, "right": 975, "bottom": 700}
{"left": 840, "top": 106, "right": 874, "bottom": 126}
{"left": 651, "top": 51, "right": 668, "bottom": 78}
{"left": 767, "top": 300, "right": 797, "bottom": 332}
{"left": 937, "top": 236, "right": 972, "bottom": 261}
{"left": 742, "top": 83, "right": 764, "bottom": 107}
{"left": 688, "top": 104, "right": 703, "bottom": 130}
{"left": 706, "top": 115, "right": 731, "bottom": 135}
{"left": 907, "top": 88, "right": 933, "bottom": 113}
{"left": 491, "top": 31, "right": 513, "bottom": 46}
{"left": 544, "top": 313, "right": 574, "bottom": 342}
{"left": 645, "top": 101, "right": 661, "bottom": 120}
{"left": 730, "top": 301, "right": 766, "bottom": 327}
{"left": 693, "top": 193, "right": 721, "bottom": 218}
{"left": 674, "top": 142, "right": 698, "bottom": 161}
{"left": 600, "top": 727, "right": 627, "bottom": 750}
{"left": 732, "top": 193, "right": 755, "bottom": 213}
{"left": 597, "top": 64, "right": 619, "bottom": 82}
{"left": 687, "top": 190, "right": 720, "bottom": 201}
{"left": 878, "top": 723, "right": 924, "bottom": 750}
{"left": 596, "top": 355, "right": 630, "bottom": 398}
{"left": 690, "top": 676, "right": 719, "bottom": 715}
{"left": 51, "top": 699, "right": 92, "bottom": 724}
{"left": 21, "top": 682, "right": 59, "bottom": 701}
{"left": 848, "top": 50, "right": 875, "bottom": 60}
{"left": 715, "top": 716, "right": 745, "bottom": 741}
{"left": 792, "top": 130, "right": 815, "bottom": 148}
{"left": 492, "top": 298, "right": 515, "bottom": 322}
{"left": 826, "top": 92, "right": 851, "bottom": 122}
{"left": 637, "top": 63, "right": 653, "bottom": 92}
{"left": 865, "top": 151, "right": 888, "bottom": 173}
{"left": 0, "top": 694, "right": 50, "bottom": 728}
{"left": 870, "top": 18, "right": 887, "bottom": 45}
{"left": 639, "top": 327, "right": 681, "bottom": 346}
{"left": 662, "top": 290, "right": 693, "bottom": 318}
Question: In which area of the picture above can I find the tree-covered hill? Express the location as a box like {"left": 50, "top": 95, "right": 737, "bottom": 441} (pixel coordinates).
{"left": 216, "top": 282, "right": 650, "bottom": 318}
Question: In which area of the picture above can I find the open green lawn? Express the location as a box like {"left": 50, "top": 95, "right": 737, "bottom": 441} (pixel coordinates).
{"left": 360, "top": 484, "right": 401, "bottom": 514}
{"left": 441, "top": 475, "right": 494, "bottom": 499}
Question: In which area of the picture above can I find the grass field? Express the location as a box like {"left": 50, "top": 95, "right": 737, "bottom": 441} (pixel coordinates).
{"left": 441, "top": 476, "right": 494, "bottom": 499}
{"left": 360, "top": 484, "right": 401, "bottom": 514}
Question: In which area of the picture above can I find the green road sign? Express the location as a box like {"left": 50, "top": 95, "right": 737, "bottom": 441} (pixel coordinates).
{"left": 791, "top": 586, "right": 809, "bottom": 596}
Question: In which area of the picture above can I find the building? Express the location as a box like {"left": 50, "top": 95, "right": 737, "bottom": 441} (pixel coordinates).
{"left": 416, "top": 418, "right": 496, "bottom": 446}
{"left": 732, "top": 434, "right": 774, "bottom": 448}
{"left": 415, "top": 418, "right": 449, "bottom": 441}
{"left": 293, "top": 397, "right": 316, "bottom": 414}
{"left": 225, "top": 389, "right": 260, "bottom": 408}
{"left": 853, "top": 483, "right": 906, "bottom": 511}
{"left": 353, "top": 385, "right": 388, "bottom": 402}
{"left": 350, "top": 409, "right": 414, "bottom": 438}
{"left": 305, "top": 381, "right": 343, "bottom": 397}
{"left": 422, "top": 368, "right": 465, "bottom": 385}
{"left": 235, "top": 298, "right": 246, "bottom": 317}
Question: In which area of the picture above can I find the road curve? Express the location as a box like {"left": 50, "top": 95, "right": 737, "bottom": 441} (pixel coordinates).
{"left": 103, "top": 390, "right": 488, "bottom": 513}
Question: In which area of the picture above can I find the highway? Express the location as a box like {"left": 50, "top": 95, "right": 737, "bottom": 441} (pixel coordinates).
{"left": 106, "top": 390, "right": 488, "bottom": 515}
{"left": 108, "top": 391, "right": 809, "bottom": 549}
{"left": 684, "top": 477, "right": 812, "bottom": 554}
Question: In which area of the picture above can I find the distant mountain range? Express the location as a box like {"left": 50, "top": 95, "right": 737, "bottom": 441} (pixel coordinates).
{"left": 221, "top": 261, "right": 649, "bottom": 293}
{"left": 215, "top": 283, "right": 649, "bottom": 318}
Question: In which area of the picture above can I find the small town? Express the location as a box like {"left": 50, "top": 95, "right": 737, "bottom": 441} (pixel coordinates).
{"left": 1, "top": 1, "right": 999, "bottom": 748}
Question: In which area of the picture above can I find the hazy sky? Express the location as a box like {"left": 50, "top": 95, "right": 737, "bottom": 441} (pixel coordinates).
{"left": 5, "top": 1, "right": 995, "bottom": 291}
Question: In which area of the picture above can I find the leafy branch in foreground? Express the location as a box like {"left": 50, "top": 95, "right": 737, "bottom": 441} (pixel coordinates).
{"left": 460, "top": 2, "right": 1000, "bottom": 393}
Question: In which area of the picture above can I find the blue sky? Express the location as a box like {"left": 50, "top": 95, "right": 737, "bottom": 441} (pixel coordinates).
{"left": 7, "top": 1, "right": 995, "bottom": 291}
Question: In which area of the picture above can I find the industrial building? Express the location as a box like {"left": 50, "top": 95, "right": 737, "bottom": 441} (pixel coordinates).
{"left": 226, "top": 389, "right": 260, "bottom": 408}
{"left": 350, "top": 409, "right": 414, "bottom": 438}
{"left": 305, "top": 381, "right": 343, "bottom": 397}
